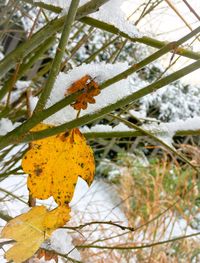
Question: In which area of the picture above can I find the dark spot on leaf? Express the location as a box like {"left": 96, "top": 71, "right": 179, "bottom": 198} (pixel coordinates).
{"left": 34, "top": 165, "right": 43, "bottom": 176}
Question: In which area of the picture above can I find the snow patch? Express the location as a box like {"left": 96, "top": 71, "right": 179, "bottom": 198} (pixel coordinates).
{"left": 113, "top": 122, "right": 130, "bottom": 131}
{"left": 0, "top": 118, "right": 20, "bottom": 136}
{"left": 144, "top": 117, "right": 200, "bottom": 139}
{"left": 143, "top": 117, "right": 200, "bottom": 147}
{"left": 42, "top": 229, "right": 81, "bottom": 260}
{"left": 130, "top": 109, "right": 146, "bottom": 119}
{"left": 81, "top": 124, "right": 113, "bottom": 133}
{"left": 91, "top": 0, "right": 140, "bottom": 38}
{"left": 0, "top": 51, "right": 4, "bottom": 60}
{"left": 15, "top": 80, "right": 31, "bottom": 90}
{"left": 81, "top": 117, "right": 200, "bottom": 147}
{"left": 30, "top": 96, "right": 39, "bottom": 113}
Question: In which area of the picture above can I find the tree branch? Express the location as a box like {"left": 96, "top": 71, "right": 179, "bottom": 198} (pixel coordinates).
{"left": 0, "top": 0, "right": 110, "bottom": 78}
{"left": 62, "top": 220, "right": 134, "bottom": 231}
{"left": 81, "top": 17, "right": 200, "bottom": 61}
{"left": 83, "top": 128, "right": 200, "bottom": 139}
{"left": 0, "top": 58, "right": 200, "bottom": 149}
{"left": 34, "top": 0, "right": 80, "bottom": 113}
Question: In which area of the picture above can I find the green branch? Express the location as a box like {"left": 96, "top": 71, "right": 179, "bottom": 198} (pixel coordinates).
{"left": 81, "top": 17, "right": 200, "bottom": 61}
{"left": 101, "top": 25, "right": 200, "bottom": 90}
{"left": 0, "top": 0, "right": 110, "bottom": 78}
{"left": 83, "top": 128, "right": 200, "bottom": 139}
{"left": 0, "top": 58, "right": 199, "bottom": 149}
{"left": 22, "top": 0, "right": 200, "bottom": 62}
{"left": 1, "top": 1, "right": 200, "bottom": 80}
{"left": 108, "top": 114, "right": 197, "bottom": 170}
{"left": 34, "top": 0, "right": 80, "bottom": 113}
{"left": 0, "top": 37, "right": 55, "bottom": 101}
{"left": 0, "top": 24, "right": 199, "bottom": 148}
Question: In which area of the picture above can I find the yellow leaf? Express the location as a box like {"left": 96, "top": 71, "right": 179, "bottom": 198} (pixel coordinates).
{"left": 22, "top": 125, "right": 95, "bottom": 205}
{"left": 1, "top": 206, "right": 70, "bottom": 263}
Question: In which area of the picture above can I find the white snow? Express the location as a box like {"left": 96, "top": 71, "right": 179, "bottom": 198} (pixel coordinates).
{"left": 139, "top": 82, "right": 200, "bottom": 122}
{"left": 15, "top": 80, "right": 31, "bottom": 90}
{"left": 45, "top": 62, "right": 135, "bottom": 125}
{"left": 1, "top": 80, "right": 31, "bottom": 104}
{"left": 91, "top": 0, "right": 140, "bottom": 38}
{"left": 129, "top": 109, "right": 146, "bottom": 119}
{"left": 81, "top": 117, "right": 200, "bottom": 148}
{"left": 112, "top": 122, "right": 130, "bottom": 131}
{"left": 81, "top": 124, "right": 113, "bottom": 133}
{"left": 42, "top": 229, "right": 81, "bottom": 260}
{"left": 34, "top": 0, "right": 140, "bottom": 38}
{"left": 81, "top": 123, "right": 132, "bottom": 133}
{"left": 82, "top": 117, "right": 200, "bottom": 135}
{"left": 0, "top": 175, "right": 129, "bottom": 262}
{"left": 0, "top": 118, "right": 20, "bottom": 136}
{"left": 0, "top": 52, "right": 4, "bottom": 60}
{"left": 142, "top": 117, "right": 200, "bottom": 147}
{"left": 164, "top": 117, "right": 200, "bottom": 133}
{"left": 0, "top": 173, "right": 199, "bottom": 262}
{"left": 143, "top": 117, "right": 200, "bottom": 146}
{"left": 30, "top": 96, "right": 39, "bottom": 113}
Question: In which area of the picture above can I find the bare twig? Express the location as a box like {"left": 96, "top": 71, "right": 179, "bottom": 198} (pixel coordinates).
{"left": 62, "top": 221, "right": 134, "bottom": 231}
{"left": 77, "top": 231, "right": 200, "bottom": 250}
{"left": 182, "top": 0, "right": 200, "bottom": 21}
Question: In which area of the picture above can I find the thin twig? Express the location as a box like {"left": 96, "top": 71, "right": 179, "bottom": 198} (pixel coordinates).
{"left": 77, "top": 231, "right": 200, "bottom": 250}
{"left": 62, "top": 221, "right": 134, "bottom": 231}
{"left": 182, "top": 0, "right": 200, "bottom": 21}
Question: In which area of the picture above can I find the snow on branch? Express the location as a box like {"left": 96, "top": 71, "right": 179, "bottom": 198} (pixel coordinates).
{"left": 90, "top": 0, "right": 140, "bottom": 38}
{"left": 34, "top": 0, "right": 140, "bottom": 38}
{"left": 45, "top": 62, "right": 135, "bottom": 125}
{"left": 143, "top": 117, "right": 200, "bottom": 144}
{"left": 81, "top": 117, "right": 200, "bottom": 142}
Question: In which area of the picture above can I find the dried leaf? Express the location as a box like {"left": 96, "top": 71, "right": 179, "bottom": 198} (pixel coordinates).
{"left": 22, "top": 125, "right": 95, "bottom": 206}
{"left": 37, "top": 248, "right": 58, "bottom": 262}
{"left": 65, "top": 74, "right": 100, "bottom": 110}
{"left": 1, "top": 206, "right": 70, "bottom": 263}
